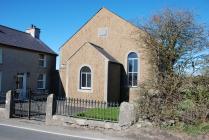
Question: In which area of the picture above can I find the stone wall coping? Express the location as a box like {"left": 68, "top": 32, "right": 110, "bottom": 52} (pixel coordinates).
{"left": 48, "top": 115, "right": 122, "bottom": 130}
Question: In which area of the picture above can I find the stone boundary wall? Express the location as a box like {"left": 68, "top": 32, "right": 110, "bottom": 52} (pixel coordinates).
{"left": 48, "top": 115, "right": 122, "bottom": 130}
{"left": 46, "top": 94, "right": 137, "bottom": 130}
{"left": 0, "top": 92, "right": 137, "bottom": 130}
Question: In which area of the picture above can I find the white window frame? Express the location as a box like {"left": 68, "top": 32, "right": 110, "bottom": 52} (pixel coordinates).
{"left": 37, "top": 74, "right": 46, "bottom": 89}
{"left": 128, "top": 52, "right": 138, "bottom": 87}
{"left": 39, "top": 54, "right": 46, "bottom": 67}
{"left": 80, "top": 66, "right": 92, "bottom": 90}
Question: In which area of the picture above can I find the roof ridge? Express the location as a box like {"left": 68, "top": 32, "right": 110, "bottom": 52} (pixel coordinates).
{"left": 0, "top": 24, "right": 30, "bottom": 35}
{"left": 0, "top": 25, "right": 57, "bottom": 55}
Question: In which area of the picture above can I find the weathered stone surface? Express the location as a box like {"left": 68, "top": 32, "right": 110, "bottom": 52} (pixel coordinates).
{"left": 168, "top": 120, "right": 175, "bottom": 126}
{"left": 0, "top": 90, "right": 14, "bottom": 119}
{"left": 5, "top": 90, "right": 13, "bottom": 119}
{"left": 141, "top": 120, "right": 153, "bottom": 127}
{"left": 136, "top": 123, "right": 142, "bottom": 128}
{"left": 136, "top": 118, "right": 153, "bottom": 128}
{"left": 119, "top": 102, "right": 136, "bottom": 127}
{"left": 0, "top": 108, "right": 6, "bottom": 119}
{"left": 45, "top": 94, "right": 56, "bottom": 124}
{"left": 161, "top": 120, "right": 175, "bottom": 127}
{"left": 50, "top": 115, "right": 121, "bottom": 130}
{"left": 76, "top": 119, "right": 87, "bottom": 126}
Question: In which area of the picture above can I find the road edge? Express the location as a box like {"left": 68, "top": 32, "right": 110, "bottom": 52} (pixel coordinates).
{"left": 0, "top": 123, "right": 104, "bottom": 140}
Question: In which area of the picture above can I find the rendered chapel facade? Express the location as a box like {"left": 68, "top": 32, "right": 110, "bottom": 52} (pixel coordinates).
{"left": 59, "top": 8, "right": 153, "bottom": 102}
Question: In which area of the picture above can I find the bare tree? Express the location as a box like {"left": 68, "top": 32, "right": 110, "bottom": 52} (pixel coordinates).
{"left": 197, "top": 53, "right": 209, "bottom": 76}
{"left": 136, "top": 9, "right": 208, "bottom": 76}
{"left": 136, "top": 9, "right": 209, "bottom": 124}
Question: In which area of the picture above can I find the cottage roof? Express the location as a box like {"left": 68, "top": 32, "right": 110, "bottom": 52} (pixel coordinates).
{"left": 0, "top": 25, "right": 57, "bottom": 55}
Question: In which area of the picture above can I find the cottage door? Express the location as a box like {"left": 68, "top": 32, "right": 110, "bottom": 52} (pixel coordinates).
{"left": 16, "top": 73, "right": 27, "bottom": 99}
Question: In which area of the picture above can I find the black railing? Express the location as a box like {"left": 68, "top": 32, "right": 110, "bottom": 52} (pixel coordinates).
{"left": 0, "top": 93, "right": 6, "bottom": 108}
{"left": 56, "top": 98, "right": 120, "bottom": 122}
{"left": 12, "top": 90, "right": 47, "bottom": 121}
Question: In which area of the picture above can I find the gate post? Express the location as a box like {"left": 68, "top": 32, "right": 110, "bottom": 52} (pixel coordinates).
{"left": 119, "top": 102, "right": 136, "bottom": 127}
{"left": 46, "top": 94, "right": 56, "bottom": 124}
{"left": 5, "top": 90, "right": 14, "bottom": 119}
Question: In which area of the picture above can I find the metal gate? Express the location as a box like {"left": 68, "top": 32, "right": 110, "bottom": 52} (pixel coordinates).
{"left": 12, "top": 90, "right": 47, "bottom": 121}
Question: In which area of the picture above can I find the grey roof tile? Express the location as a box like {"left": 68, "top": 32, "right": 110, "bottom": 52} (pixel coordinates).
{"left": 0, "top": 25, "right": 57, "bottom": 55}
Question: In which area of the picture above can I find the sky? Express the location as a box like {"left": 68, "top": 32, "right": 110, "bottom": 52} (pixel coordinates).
{"left": 1, "top": 0, "right": 209, "bottom": 69}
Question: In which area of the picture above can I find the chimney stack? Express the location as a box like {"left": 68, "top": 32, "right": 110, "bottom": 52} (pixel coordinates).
{"left": 26, "top": 24, "right": 40, "bottom": 39}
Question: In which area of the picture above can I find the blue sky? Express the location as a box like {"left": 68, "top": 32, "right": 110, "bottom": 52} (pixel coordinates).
{"left": 1, "top": 0, "right": 209, "bottom": 68}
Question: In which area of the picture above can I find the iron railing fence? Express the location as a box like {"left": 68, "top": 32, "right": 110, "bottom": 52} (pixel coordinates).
{"left": 56, "top": 97, "right": 120, "bottom": 122}
{"left": 12, "top": 89, "right": 47, "bottom": 121}
{"left": 0, "top": 89, "right": 48, "bottom": 109}
{"left": 13, "top": 89, "right": 49, "bottom": 100}
{"left": 13, "top": 98, "right": 47, "bottom": 121}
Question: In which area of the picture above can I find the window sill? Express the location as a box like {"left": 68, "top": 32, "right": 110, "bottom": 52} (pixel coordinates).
{"left": 125, "top": 85, "right": 138, "bottom": 88}
{"left": 124, "top": 86, "right": 139, "bottom": 90}
{"left": 129, "top": 86, "right": 138, "bottom": 88}
{"left": 78, "top": 89, "right": 93, "bottom": 93}
{"left": 81, "top": 87, "right": 91, "bottom": 90}
{"left": 129, "top": 87, "right": 140, "bottom": 92}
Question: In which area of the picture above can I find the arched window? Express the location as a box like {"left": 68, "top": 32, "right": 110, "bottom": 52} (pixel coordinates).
{"left": 128, "top": 52, "right": 138, "bottom": 87}
{"left": 80, "top": 66, "right": 91, "bottom": 89}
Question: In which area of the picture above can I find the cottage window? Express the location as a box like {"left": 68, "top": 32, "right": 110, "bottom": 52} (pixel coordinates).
{"left": 39, "top": 54, "right": 46, "bottom": 67}
{"left": 37, "top": 74, "right": 46, "bottom": 89}
{"left": 128, "top": 52, "right": 138, "bottom": 87}
{"left": 80, "top": 66, "right": 91, "bottom": 90}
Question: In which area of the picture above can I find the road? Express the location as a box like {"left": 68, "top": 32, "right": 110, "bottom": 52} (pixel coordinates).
{"left": 0, "top": 125, "right": 94, "bottom": 140}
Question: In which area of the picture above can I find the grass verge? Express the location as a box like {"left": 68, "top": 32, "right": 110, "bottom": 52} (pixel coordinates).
{"left": 76, "top": 107, "right": 119, "bottom": 122}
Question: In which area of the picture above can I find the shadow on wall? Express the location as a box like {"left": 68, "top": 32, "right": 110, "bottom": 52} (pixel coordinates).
{"left": 52, "top": 70, "right": 65, "bottom": 97}
{"left": 58, "top": 74, "right": 65, "bottom": 97}
{"left": 120, "top": 66, "right": 129, "bottom": 103}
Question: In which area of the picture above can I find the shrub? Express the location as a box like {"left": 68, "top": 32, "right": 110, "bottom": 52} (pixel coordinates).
{"left": 138, "top": 76, "right": 209, "bottom": 126}
{"left": 178, "top": 99, "right": 195, "bottom": 111}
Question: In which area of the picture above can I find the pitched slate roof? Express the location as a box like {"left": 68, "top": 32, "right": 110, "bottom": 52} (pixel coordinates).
{"left": 0, "top": 25, "right": 57, "bottom": 55}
